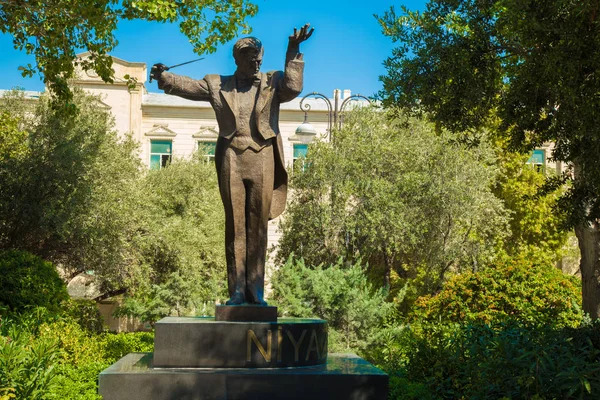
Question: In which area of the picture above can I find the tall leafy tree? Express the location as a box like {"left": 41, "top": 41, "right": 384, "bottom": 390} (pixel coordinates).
{"left": 276, "top": 108, "right": 508, "bottom": 300}
{"left": 0, "top": 90, "right": 226, "bottom": 311}
{"left": 0, "top": 89, "right": 142, "bottom": 297}
{"left": 492, "top": 148, "right": 568, "bottom": 258}
{"left": 119, "top": 152, "right": 226, "bottom": 322}
{"left": 0, "top": 0, "right": 257, "bottom": 103}
{"left": 377, "top": 0, "right": 600, "bottom": 317}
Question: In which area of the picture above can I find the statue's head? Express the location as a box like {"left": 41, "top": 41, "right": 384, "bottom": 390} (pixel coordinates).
{"left": 233, "top": 37, "right": 264, "bottom": 79}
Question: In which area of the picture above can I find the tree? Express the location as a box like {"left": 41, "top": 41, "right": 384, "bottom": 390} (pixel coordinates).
{"left": 276, "top": 108, "right": 508, "bottom": 302}
{"left": 0, "top": 0, "right": 257, "bottom": 103}
{"left": 492, "top": 144, "right": 568, "bottom": 258}
{"left": 118, "top": 152, "right": 226, "bottom": 322}
{"left": 0, "top": 89, "right": 142, "bottom": 298}
{"left": 377, "top": 0, "right": 600, "bottom": 317}
{"left": 0, "top": 89, "right": 226, "bottom": 312}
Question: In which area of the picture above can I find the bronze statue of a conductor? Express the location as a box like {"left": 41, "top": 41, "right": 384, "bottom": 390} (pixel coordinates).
{"left": 150, "top": 24, "right": 314, "bottom": 306}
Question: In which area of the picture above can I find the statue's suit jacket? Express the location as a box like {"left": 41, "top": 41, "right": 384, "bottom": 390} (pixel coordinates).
{"left": 159, "top": 56, "right": 304, "bottom": 220}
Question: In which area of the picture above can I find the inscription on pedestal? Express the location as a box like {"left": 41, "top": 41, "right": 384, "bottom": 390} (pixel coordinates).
{"left": 247, "top": 327, "right": 327, "bottom": 363}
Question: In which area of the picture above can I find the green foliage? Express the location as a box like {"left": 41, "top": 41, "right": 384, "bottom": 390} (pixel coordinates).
{"left": 383, "top": 322, "right": 600, "bottom": 399}
{"left": 62, "top": 300, "right": 106, "bottom": 334}
{"left": 38, "top": 320, "right": 104, "bottom": 367}
{"left": 0, "top": 89, "right": 142, "bottom": 296}
{"left": 118, "top": 152, "right": 226, "bottom": 323}
{"left": 277, "top": 107, "right": 508, "bottom": 301}
{"left": 0, "top": 307, "right": 156, "bottom": 400}
{"left": 0, "top": 0, "right": 257, "bottom": 105}
{"left": 0, "top": 333, "right": 60, "bottom": 399}
{"left": 0, "top": 388, "right": 16, "bottom": 400}
{"left": 387, "top": 376, "right": 434, "bottom": 400}
{"left": 376, "top": 0, "right": 600, "bottom": 318}
{"left": 102, "top": 332, "right": 154, "bottom": 364}
{"left": 0, "top": 311, "right": 61, "bottom": 400}
{"left": 47, "top": 362, "right": 104, "bottom": 400}
{"left": 39, "top": 320, "right": 153, "bottom": 400}
{"left": 271, "top": 257, "right": 393, "bottom": 353}
{"left": 377, "top": 0, "right": 600, "bottom": 226}
{"left": 413, "top": 251, "right": 583, "bottom": 328}
{"left": 0, "top": 110, "right": 27, "bottom": 161}
{"left": 1, "top": 89, "right": 226, "bottom": 314}
{"left": 0, "top": 250, "right": 68, "bottom": 313}
{"left": 493, "top": 149, "right": 568, "bottom": 257}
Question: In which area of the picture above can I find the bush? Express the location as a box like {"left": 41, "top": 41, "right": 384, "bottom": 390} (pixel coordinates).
{"left": 40, "top": 324, "right": 153, "bottom": 400}
{"left": 387, "top": 322, "right": 600, "bottom": 399}
{"left": 63, "top": 299, "right": 106, "bottom": 333}
{"left": 0, "top": 250, "right": 68, "bottom": 313}
{"left": 412, "top": 252, "right": 583, "bottom": 328}
{"left": 271, "top": 257, "right": 392, "bottom": 352}
{"left": 36, "top": 318, "right": 105, "bottom": 400}
{"left": 0, "top": 311, "right": 61, "bottom": 400}
{"left": 0, "top": 320, "right": 156, "bottom": 400}
{"left": 47, "top": 362, "right": 105, "bottom": 400}
{"left": 102, "top": 332, "right": 154, "bottom": 363}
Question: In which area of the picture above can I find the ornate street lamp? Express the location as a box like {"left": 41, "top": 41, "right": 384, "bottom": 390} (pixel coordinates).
{"left": 294, "top": 111, "right": 318, "bottom": 143}
{"left": 295, "top": 89, "right": 372, "bottom": 141}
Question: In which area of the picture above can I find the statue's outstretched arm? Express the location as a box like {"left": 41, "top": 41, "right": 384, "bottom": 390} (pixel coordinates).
{"left": 151, "top": 63, "right": 211, "bottom": 101}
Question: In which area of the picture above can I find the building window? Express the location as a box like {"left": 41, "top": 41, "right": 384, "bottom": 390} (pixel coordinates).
{"left": 150, "top": 140, "right": 172, "bottom": 170}
{"left": 293, "top": 144, "right": 308, "bottom": 170}
{"left": 527, "top": 149, "right": 545, "bottom": 173}
{"left": 198, "top": 141, "right": 217, "bottom": 162}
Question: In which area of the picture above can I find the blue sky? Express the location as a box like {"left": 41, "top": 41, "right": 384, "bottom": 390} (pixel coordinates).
{"left": 0, "top": 1, "right": 425, "bottom": 98}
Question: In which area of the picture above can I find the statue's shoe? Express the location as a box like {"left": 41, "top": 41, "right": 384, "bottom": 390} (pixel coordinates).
{"left": 225, "top": 292, "right": 245, "bottom": 305}
{"left": 250, "top": 298, "right": 268, "bottom": 306}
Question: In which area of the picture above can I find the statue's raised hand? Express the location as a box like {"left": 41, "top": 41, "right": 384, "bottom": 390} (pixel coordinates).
{"left": 150, "top": 63, "right": 169, "bottom": 83}
{"left": 289, "top": 23, "right": 314, "bottom": 46}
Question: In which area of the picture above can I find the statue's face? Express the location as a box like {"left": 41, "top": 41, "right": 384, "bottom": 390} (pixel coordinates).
{"left": 235, "top": 48, "right": 263, "bottom": 79}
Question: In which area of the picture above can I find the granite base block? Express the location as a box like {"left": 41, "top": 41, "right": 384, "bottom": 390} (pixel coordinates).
{"left": 99, "top": 353, "right": 388, "bottom": 400}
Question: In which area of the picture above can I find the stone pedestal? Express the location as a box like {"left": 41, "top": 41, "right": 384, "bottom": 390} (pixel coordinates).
{"left": 99, "top": 316, "right": 388, "bottom": 399}
{"left": 154, "top": 317, "right": 328, "bottom": 368}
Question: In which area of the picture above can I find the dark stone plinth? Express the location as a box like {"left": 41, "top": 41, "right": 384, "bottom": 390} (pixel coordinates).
{"left": 99, "top": 353, "right": 388, "bottom": 400}
{"left": 215, "top": 304, "right": 277, "bottom": 322}
{"left": 153, "top": 317, "right": 327, "bottom": 368}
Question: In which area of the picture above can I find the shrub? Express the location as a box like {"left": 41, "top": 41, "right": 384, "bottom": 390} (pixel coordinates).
{"left": 0, "top": 388, "right": 16, "bottom": 400}
{"left": 271, "top": 257, "right": 392, "bottom": 352}
{"left": 0, "top": 250, "right": 68, "bottom": 313}
{"left": 63, "top": 299, "right": 106, "bottom": 333}
{"left": 412, "top": 252, "right": 583, "bottom": 328}
{"left": 37, "top": 318, "right": 107, "bottom": 400}
{"left": 0, "top": 307, "right": 156, "bottom": 400}
{"left": 394, "top": 322, "right": 600, "bottom": 399}
{"left": 0, "top": 312, "right": 61, "bottom": 400}
{"left": 47, "top": 362, "right": 105, "bottom": 400}
{"left": 102, "top": 332, "right": 154, "bottom": 363}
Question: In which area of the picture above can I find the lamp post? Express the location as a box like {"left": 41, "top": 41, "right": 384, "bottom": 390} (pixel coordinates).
{"left": 294, "top": 89, "right": 372, "bottom": 142}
